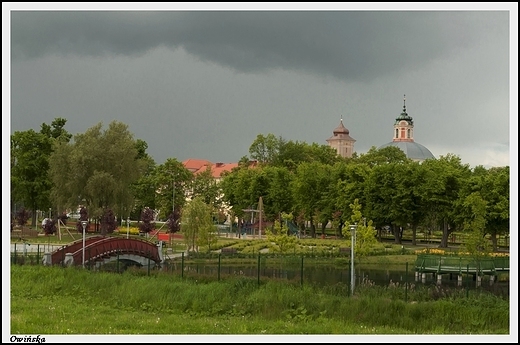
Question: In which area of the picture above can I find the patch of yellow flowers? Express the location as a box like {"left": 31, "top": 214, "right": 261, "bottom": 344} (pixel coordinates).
{"left": 415, "top": 248, "right": 509, "bottom": 257}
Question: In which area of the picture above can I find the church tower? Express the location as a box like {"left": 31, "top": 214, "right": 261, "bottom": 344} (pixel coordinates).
{"left": 326, "top": 118, "right": 356, "bottom": 158}
{"left": 378, "top": 95, "right": 435, "bottom": 162}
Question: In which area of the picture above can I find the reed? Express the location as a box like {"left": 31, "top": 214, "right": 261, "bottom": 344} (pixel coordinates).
{"left": 10, "top": 265, "right": 509, "bottom": 335}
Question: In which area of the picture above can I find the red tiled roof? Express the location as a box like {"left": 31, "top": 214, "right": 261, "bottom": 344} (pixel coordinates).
{"left": 211, "top": 162, "right": 239, "bottom": 178}
{"left": 182, "top": 159, "right": 212, "bottom": 173}
{"left": 183, "top": 159, "right": 257, "bottom": 178}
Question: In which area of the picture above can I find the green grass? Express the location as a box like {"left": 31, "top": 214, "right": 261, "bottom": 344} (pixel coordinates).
{"left": 10, "top": 265, "right": 509, "bottom": 335}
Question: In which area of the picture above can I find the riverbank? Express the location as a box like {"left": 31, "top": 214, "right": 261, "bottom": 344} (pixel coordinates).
{"left": 10, "top": 265, "right": 510, "bottom": 336}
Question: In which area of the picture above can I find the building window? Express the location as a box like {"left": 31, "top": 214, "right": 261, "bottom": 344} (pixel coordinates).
{"left": 407, "top": 129, "right": 411, "bottom": 138}
{"left": 395, "top": 128, "right": 398, "bottom": 138}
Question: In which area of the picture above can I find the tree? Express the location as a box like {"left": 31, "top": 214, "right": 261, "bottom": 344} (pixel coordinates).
{"left": 190, "top": 165, "right": 222, "bottom": 210}
{"left": 265, "top": 212, "right": 297, "bottom": 254}
{"left": 43, "top": 218, "right": 58, "bottom": 236}
{"left": 49, "top": 121, "right": 147, "bottom": 224}
{"left": 248, "top": 133, "right": 283, "bottom": 165}
{"left": 15, "top": 207, "right": 31, "bottom": 227}
{"left": 167, "top": 207, "right": 181, "bottom": 234}
{"left": 291, "top": 162, "right": 333, "bottom": 238}
{"left": 100, "top": 208, "right": 117, "bottom": 236}
{"left": 139, "top": 207, "right": 155, "bottom": 235}
{"left": 462, "top": 192, "right": 490, "bottom": 260}
{"left": 342, "top": 199, "right": 378, "bottom": 257}
{"left": 11, "top": 118, "right": 72, "bottom": 226}
{"left": 353, "top": 145, "right": 410, "bottom": 167}
{"left": 76, "top": 207, "right": 88, "bottom": 234}
{"left": 181, "top": 197, "right": 216, "bottom": 252}
{"left": 154, "top": 158, "right": 193, "bottom": 221}
{"left": 419, "top": 154, "right": 471, "bottom": 247}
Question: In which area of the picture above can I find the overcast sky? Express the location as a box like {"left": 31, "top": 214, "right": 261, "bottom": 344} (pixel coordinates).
{"left": 5, "top": 4, "right": 517, "bottom": 170}
{"left": 2, "top": 4, "right": 518, "bottom": 342}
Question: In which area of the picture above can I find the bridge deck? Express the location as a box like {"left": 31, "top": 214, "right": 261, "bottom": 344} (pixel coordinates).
{"left": 415, "top": 254, "right": 509, "bottom": 276}
{"left": 45, "top": 236, "right": 162, "bottom": 267}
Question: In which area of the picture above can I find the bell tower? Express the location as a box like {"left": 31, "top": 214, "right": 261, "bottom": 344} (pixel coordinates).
{"left": 326, "top": 117, "right": 356, "bottom": 158}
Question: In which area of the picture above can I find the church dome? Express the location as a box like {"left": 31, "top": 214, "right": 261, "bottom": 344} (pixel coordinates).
{"left": 377, "top": 95, "right": 435, "bottom": 162}
{"left": 378, "top": 141, "right": 435, "bottom": 162}
{"left": 333, "top": 120, "right": 349, "bottom": 135}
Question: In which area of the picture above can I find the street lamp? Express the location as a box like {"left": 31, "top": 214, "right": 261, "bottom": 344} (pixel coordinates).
{"left": 81, "top": 220, "right": 88, "bottom": 268}
{"left": 349, "top": 223, "right": 357, "bottom": 296}
{"left": 126, "top": 217, "right": 130, "bottom": 239}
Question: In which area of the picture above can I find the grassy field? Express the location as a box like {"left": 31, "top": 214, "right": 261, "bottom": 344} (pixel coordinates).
{"left": 10, "top": 264, "right": 510, "bottom": 336}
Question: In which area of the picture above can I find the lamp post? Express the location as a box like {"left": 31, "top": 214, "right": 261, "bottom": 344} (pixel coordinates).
{"left": 170, "top": 173, "right": 175, "bottom": 246}
{"left": 126, "top": 217, "right": 130, "bottom": 239}
{"left": 349, "top": 223, "right": 357, "bottom": 296}
{"left": 81, "top": 220, "right": 88, "bottom": 268}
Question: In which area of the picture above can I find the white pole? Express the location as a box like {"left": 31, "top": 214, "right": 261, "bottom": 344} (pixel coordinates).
{"left": 350, "top": 224, "right": 356, "bottom": 296}
{"left": 81, "top": 221, "right": 87, "bottom": 268}
{"left": 82, "top": 226, "right": 86, "bottom": 268}
{"left": 127, "top": 217, "right": 130, "bottom": 239}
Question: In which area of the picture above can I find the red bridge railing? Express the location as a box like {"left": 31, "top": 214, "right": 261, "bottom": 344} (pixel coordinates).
{"left": 49, "top": 236, "right": 161, "bottom": 267}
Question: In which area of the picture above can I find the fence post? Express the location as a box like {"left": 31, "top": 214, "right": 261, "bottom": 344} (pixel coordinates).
{"left": 37, "top": 244, "right": 40, "bottom": 265}
{"left": 147, "top": 251, "right": 151, "bottom": 276}
{"left": 405, "top": 262, "right": 408, "bottom": 302}
{"left": 13, "top": 243, "right": 17, "bottom": 264}
{"left": 466, "top": 264, "right": 469, "bottom": 298}
{"left": 218, "top": 254, "right": 221, "bottom": 281}
{"left": 301, "top": 256, "right": 304, "bottom": 287}
{"left": 348, "top": 258, "right": 351, "bottom": 297}
{"left": 257, "top": 253, "right": 261, "bottom": 286}
{"left": 181, "top": 252, "right": 184, "bottom": 279}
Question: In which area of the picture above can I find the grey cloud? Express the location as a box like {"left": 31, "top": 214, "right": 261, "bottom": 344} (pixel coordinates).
{"left": 11, "top": 11, "right": 509, "bottom": 83}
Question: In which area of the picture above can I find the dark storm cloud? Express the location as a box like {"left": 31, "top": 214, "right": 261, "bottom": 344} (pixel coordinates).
{"left": 11, "top": 11, "right": 507, "bottom": 82}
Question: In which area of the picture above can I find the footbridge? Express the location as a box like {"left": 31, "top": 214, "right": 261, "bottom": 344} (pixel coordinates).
{"left": 42, "top": 236, "right": 164, "bottom": 269}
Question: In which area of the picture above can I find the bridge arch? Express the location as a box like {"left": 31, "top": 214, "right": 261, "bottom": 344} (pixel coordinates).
{"left": 43, "top": 236, "right": 163, "bottom": 268}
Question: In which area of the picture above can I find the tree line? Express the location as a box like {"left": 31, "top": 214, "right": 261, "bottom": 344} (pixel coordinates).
{"left": 10, "top": 120, "right": 509, "bottom": 251}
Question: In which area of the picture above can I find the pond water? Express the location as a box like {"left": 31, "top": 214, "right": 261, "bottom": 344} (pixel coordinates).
{"left": 163, "top": 262, "right": 509, "bottom": 296}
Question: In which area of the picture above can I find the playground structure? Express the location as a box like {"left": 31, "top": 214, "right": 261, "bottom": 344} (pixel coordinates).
{"left": 42, "top": 236, "right": 164, "bottom": 269}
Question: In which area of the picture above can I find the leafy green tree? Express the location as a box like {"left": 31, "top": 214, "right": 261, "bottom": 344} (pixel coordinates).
{"left": 265, "top": 212, "right": 297, "bottom": 254}
{"left": 364, "top": 162, "right": 403, "bottom": 243}
{"left": 49, "top": 121, "right": 147, "bottom": 225}
{"left": 392, "top": 161, "right": 428, "bottom": 245}
{"left": 220, "top": 165, "right": 264, "bottom": 224}
{"left": 462, "top": 192, "right": 490, "bottom": 260}
{"left": 11, "top": 118, "right": 71, "bottom": 226}
{"left": 420, "top": 154, "right": 471, "bottom": 247}
{"left": 353, "top": 145, "right": 410, "bottom": 167}
{"left": 249, "top": 133, "right": 284, "bottom": 165}
{"left": 260, "top": 166, "right": 294, "bottom": 221}
{"left": 181, "top": 197, "right": 216, "bottom": 252}
{"left": 291, "top": 162, "right": 332, "bottom": 238}
{"left": 190, "top": 165, "right": 222, "bottom": 210}
{"left": 334, "top": 162, "right": 371, "bottom": 236}
{"left": 342, "top": 199, "right": 378, "bottom": 256}
{"left": 154, "top": 158, "right": 193, "bottom": 221}
{"left": 455, "top": 166, "right": 509, "bottom": 252}
{"left": 128, "top": 140, "right": 157, "bottom": 220}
